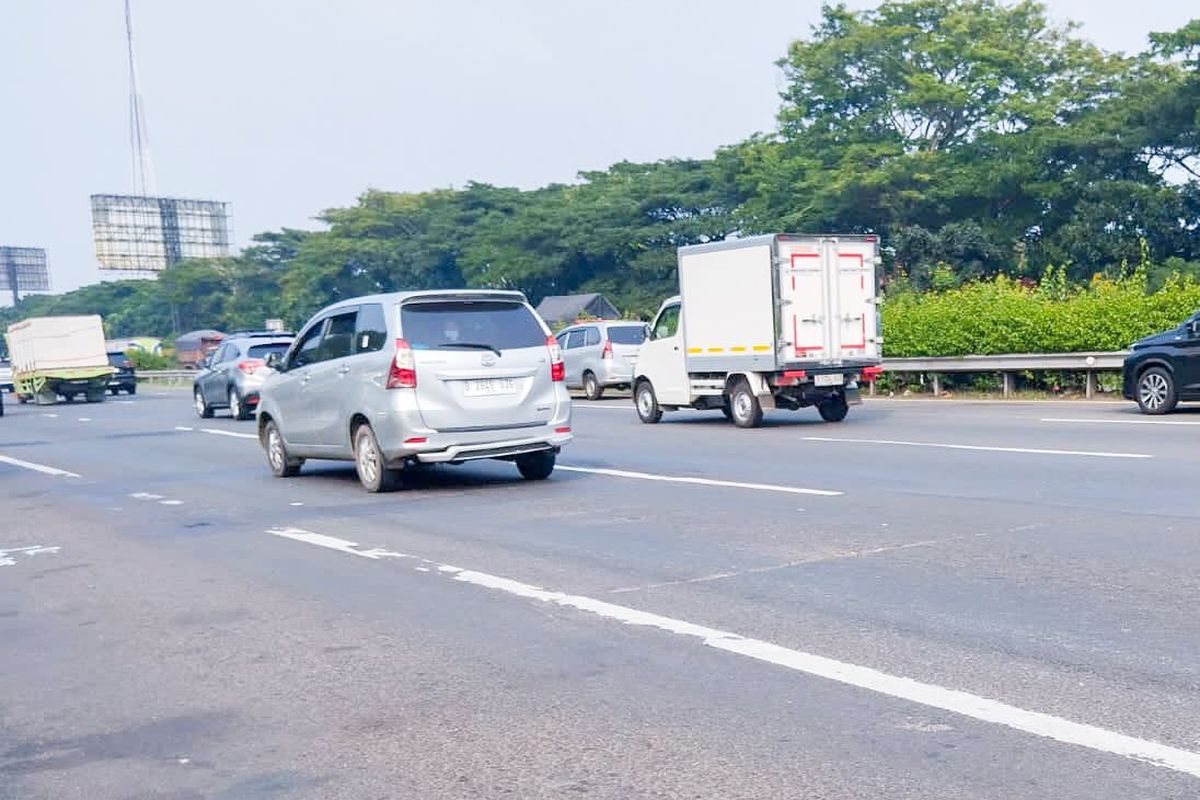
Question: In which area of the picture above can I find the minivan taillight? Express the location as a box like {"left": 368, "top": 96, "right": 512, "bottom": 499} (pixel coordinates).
{"left": 601, "top": 339, "right": 613, "bottom": 359}
{"left": 547, "top": 335, "right": 564, "bottom": 382}
{"left": 387, "top": 339, "right": 417, "bottom": 389}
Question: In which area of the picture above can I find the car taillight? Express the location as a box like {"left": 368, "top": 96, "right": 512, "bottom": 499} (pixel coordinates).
{"left": 387, "top": 339, "right": 417, "bottom": 389}
{"left": 547, "top": 335, "right": 564, "bottom": 382}
{"left": 237, "top": 359, "right": 266, "bottom": 374}
{"left": 601, "top": 339, "right": 613, "bottom": 359}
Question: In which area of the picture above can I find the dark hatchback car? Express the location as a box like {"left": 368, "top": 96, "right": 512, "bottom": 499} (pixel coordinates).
{"left": 107, "top": 352, "right": 138, "bottom": 395}
{"left": 1122, "top": 312, "right": 1200, "bottom": 414}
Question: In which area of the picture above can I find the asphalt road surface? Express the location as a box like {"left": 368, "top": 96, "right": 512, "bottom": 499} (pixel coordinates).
{"left": 2, "top": 389, "right": 1199, "bottom": 799}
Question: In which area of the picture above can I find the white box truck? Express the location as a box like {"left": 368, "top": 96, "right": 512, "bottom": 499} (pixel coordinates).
{"left": 633, "top": 234, "right": 881, "bottom": 427}
{"left": 5, "top": 315, "right": 116, "bottom": 405}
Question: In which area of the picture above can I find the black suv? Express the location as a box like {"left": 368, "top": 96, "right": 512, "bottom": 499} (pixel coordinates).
{"left": 107, "top": 352, "right": 138, "bottom": 395}
{"left": 1122, "top": 313, "right": 1200, "bottom": 414}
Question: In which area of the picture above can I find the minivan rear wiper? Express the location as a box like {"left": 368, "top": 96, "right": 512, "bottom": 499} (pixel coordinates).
{"left": 435, "top": 342, "right": 502, "bottom": 357}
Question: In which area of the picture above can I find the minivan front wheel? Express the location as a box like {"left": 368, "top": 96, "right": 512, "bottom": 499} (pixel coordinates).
{"left": 1136, "top": 367, "right": 1177, "bottom": 415}
{"left": 516, "top": 450, "right": 556, "bottom": 480}
{"left": 354, "top": 424, "right": 400, "bottom": 493}
{"left": 264, "top": 419, "right": 302, "bottom": 478}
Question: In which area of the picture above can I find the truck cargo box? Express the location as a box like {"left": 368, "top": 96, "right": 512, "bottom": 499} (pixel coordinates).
{"left": 678, "top": 234, "right": 880, "bottom": 373}
{"left": 6, "top": 315, "right": 110, "bottom": 376}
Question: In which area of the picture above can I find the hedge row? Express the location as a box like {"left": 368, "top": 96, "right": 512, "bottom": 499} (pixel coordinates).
{"left": 880, "top": 269, "right": 1200, "bottom": 357}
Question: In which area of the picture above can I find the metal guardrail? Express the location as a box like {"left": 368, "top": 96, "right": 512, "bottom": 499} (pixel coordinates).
{"left": 878, "top": 351, "right": 1128, "bottom": 398}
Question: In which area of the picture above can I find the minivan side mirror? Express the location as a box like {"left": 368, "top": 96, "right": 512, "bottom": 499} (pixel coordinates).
{"left": 265, "top": 352, "right": 284, "bottom": 371}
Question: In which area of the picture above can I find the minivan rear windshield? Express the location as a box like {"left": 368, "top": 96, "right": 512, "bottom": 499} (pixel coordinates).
{"left": 401, "top": 301, "right": 545, "bottom": 351}
{"left": 248, "top": 343, "right": 292, "bottom": 359}
{"left": 608, "top": 326, "right": 646, "bottom": 345}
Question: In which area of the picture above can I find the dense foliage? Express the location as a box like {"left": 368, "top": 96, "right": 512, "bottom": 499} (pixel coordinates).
{"left": 882, "top": 265, "right": 1200, "bottom": 356}
{"left": 2, "top": 2, "right": 1198, "bottom": 355}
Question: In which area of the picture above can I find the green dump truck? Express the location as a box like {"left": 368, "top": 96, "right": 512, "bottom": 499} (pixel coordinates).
{"left": 5, "top": 315, "right": 117, "bottom": 405}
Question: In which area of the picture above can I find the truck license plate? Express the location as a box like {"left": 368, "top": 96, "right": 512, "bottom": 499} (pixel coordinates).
{"left": 814, "top": 373, "right": 842, "bottom": 387}
{"left": 462, "top": 378, "right": 517, "bottom": 396}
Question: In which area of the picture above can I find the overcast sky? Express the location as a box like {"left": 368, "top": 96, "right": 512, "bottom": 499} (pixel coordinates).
{"left": 0, "top": 1, "right": 1195, "bottom": 298}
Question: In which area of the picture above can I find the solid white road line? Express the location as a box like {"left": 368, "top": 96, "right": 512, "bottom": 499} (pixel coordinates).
{"left": 175, "top": 424, "right": 257, "bottom": 440}
{"left": 271, "top": 527, "right": 1200, "bottom": 780}
{"left": 199, "top": 427, "right": 258, "bottom": 439}
{"left": 0, "top": 454, "right": 81, "bottom": 478}
{"left": 802, "top": 436, "right": 1152, "bottom": 460}
{"left": 1043, "top": 417, "right": 1200, "bottom": 426}
{"left": 558, "top": 465, "right": 843, "bottom": 496}
{"left": 572, "top": 404, "right": 634, "bottom": 411}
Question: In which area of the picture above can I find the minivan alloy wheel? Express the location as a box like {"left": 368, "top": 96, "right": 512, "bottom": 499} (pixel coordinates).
{"left": 357, "top": 433, "right": 380, "bottom": 486}
{"left": 267, "top": 427, "right": 285, "bottom": 471}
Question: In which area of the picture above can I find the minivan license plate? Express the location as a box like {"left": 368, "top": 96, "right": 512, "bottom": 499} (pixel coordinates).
{"left": 462, "top": 378, "right": 517, "bottom": 396}
{"left": 814, "top": 373, "right": 842, "bottom": 387}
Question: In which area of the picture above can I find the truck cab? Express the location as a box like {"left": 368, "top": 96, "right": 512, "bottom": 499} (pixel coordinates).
{"left": 633, "top": 235, "right": 882, "bottom": 428}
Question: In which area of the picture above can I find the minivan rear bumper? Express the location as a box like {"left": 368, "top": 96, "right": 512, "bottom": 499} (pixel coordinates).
{"left": 411, "top": 432, "right": 572, "bottom": 464}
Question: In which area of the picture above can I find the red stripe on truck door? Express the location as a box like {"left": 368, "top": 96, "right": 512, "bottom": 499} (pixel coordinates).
{"left": 790, "top": 252, "right": 818, "bottom": 290}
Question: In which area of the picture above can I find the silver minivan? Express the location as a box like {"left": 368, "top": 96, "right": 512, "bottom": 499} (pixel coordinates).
{"left": 555, "top": 321, "right": 648, "bottom": 400}
{"left": 257, "top": 291, "right": 572, "bottom": 492}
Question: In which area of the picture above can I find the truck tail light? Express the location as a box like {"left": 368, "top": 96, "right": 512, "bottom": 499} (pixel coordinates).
{"left": 237, "top": 359, "right": 266, "bottom": 374}
{"left": 773, "top": 370, "right": 807, "bottom": 387}
{"left": 547, "top": 335, "right": 564, "bottom": 382}
{"left": 601, "top": 339, "right": 613, "bottom": 359}
{"left": 387, "top": 339, "right": 417, "bottom": 389}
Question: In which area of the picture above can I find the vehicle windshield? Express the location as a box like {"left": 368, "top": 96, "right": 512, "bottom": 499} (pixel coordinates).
{"left": 401, "top": 301, "right": 545, "bottom": 351}
{"left": 107, "top": 353, "right": 130, "bottom": 367}
{"left": 248, "top": 342, "right": 292, "bottom": 360}
{"left": 608, "top": 325, "right": 646, "bottom": 345}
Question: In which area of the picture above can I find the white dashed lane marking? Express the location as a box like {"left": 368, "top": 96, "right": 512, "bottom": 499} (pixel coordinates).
{"left": 0, "top": 454, "right": 81, "bottom": 478}
{"left": 268, "top": 527, "right": 1200, "bottom": 781}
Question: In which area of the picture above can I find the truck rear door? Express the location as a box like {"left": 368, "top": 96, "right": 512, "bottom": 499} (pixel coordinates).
{"left": 777, "top": 237, "right": 879, "bottom": 364}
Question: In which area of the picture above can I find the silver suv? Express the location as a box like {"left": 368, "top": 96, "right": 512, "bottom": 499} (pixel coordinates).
{"left": 193, "top": 332, "right": 295, "bottom": 420}
{"left": 257, "top": 291, "right": 572, "bottom": 492}
{"left": 555, "top": 321, "right": 647, "bottom": 400}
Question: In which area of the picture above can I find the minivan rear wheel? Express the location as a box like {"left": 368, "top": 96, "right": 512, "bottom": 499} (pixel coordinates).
{"left": 1136, "top": 367, "right": 1177, "bottom": 415}
{"left": 583, "top": 371, "right": 604, "bottom": 401}
{"left": 516, "top": 450, "right": 556, "bottom": 480}
{"left": 354, "top": 424, "right": 400, "bottom": 493}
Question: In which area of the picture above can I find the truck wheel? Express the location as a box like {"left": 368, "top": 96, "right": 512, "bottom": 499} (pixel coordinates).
{"left": 128, "top": 384, "right": 137, "bottom": 396}
{"left": 729, "top": 380, "right": 763, "bottom": 428}
{"left": 194, "top": 389, "right": 214, "bottom": 419}
{"left": 354, "top": 423, "right": 400, "bottom": 492}
{"left": 86, "top": 390, "right": 105, "bottom": 403}
{"left": 63, "top": 393, "right": 75, "bottom": 403}
{"left": 818, "top": 393, "right": 849, "bottom": 422}
{"left": 635, "top": 380, "right": 663, "bottom": 424}
{"left": 1136, "top": 367, "right": 1177, "bottom": 415}
{"left": 516, "top": 450, "right": 556, "bottom": 480}
{"left": 264, "top": 419, "right": 303, "bottom": 478}
{"left": 583, "top": 371, "right": 604, "bottom": 401}
{"left": 109, "top": 387, "right": 118, "bottom": 396}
